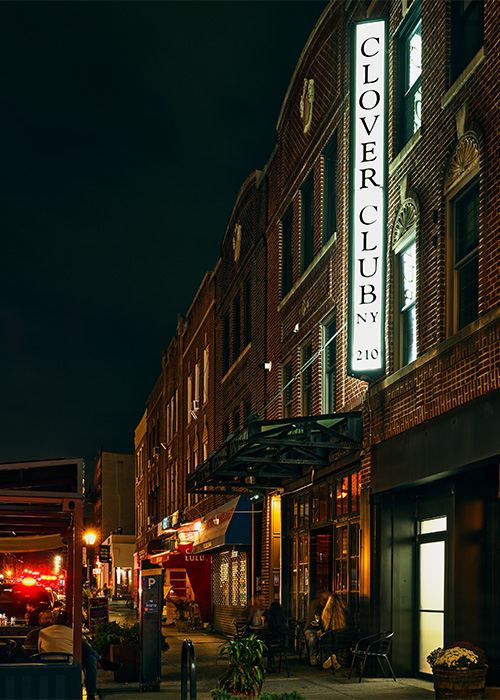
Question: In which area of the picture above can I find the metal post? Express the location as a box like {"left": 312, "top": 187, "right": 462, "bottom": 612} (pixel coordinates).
{"left": 180, "top": 639, "right": 196, "bottom": 700}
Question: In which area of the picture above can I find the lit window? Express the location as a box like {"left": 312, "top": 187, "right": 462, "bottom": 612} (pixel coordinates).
{"left": 398, "top": 240, "right": 417, "bottom": 365}
{"left": 397, "top": 4, "right": 421, "bottom": 149}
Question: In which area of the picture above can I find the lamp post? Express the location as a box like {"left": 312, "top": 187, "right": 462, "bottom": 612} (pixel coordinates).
{"left": 84, "top": 531, "right": 96, "bottom": 585}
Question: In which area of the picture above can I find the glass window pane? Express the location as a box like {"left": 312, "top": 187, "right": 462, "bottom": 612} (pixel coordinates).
{"left": 420, "top": 541, "right": 445, "bottom": 610}
{"left": 407, "top": 23, "right": 422, "bottom": 89}
{"left": 419, "top": 611, "right": 444, "bottom": 673}
{"left": 420, "top": 516, "right": 447, "bottom": 535}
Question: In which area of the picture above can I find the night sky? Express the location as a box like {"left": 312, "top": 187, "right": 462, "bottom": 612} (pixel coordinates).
{"left": 0, "top": 1, "right": 328, "bottom": 477}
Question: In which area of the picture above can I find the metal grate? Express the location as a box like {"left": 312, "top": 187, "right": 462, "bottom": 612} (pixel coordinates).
{"left": 213, "top": 550, "right": 248, "bottom": 606}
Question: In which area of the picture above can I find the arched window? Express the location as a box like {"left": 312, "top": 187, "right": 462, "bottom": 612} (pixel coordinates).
{"left": 392, "top": 198, "right": 418, "bottom": 368}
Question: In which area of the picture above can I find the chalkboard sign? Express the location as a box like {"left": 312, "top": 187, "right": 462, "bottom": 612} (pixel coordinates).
{"left": 88, "top": 596, "right": 109, "bottom": 626}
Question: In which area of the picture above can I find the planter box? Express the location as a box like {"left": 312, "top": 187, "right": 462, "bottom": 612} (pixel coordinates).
{"left": 110, "top": 644, "right": 140, "bottom": 682}
{"left": 433, "top": 666, "right": 487, "bottom": 700}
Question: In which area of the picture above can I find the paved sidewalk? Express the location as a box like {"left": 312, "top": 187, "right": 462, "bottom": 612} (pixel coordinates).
{"left": 95, "top": 627, "right": 435, "bottom": 700}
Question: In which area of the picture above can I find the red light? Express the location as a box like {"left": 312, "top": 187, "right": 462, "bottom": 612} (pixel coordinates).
{"left": 21, "top": 578, "right": 37, "bottom": 586}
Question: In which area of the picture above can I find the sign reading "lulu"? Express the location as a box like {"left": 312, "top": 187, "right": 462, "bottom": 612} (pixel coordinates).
{"left": 348, "top": 18, "right": 387, "bottom": 378}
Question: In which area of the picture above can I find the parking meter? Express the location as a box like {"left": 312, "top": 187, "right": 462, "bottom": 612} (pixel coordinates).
{"left": 140, "top": 560, "right": 163, "bottom": 691}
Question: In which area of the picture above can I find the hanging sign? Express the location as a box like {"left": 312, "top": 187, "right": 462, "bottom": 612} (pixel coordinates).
{"left": 348, "top": 18, "right": 387, "bottom": 378}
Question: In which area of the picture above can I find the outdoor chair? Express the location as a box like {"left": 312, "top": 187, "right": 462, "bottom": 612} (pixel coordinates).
{"left": 292, "top": 619, "right": 308, "bottom": 661}
{"left": 348, "top": 631, "right": 396, "bottom": 682}
{"left": 232, "top": 618, "right": 248, "bottom": 639}
{"left": 318, "top": 627, "right": 357, "bottom": 673}
{"left": 265, "top": 636, "right": 290, "bottom": 677}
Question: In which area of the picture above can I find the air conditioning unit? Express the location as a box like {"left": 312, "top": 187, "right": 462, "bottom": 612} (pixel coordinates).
{"left": 147, "top": 460, "right": 152, "bottom": 468}
{"left": 153, "top": 446, "right": 160, "bottom": 457}
{"left": 191, "top": 399, "right": 200, "bottom": 411}
{"left": 147, "top": 516, "right": 154, "bottom": 527}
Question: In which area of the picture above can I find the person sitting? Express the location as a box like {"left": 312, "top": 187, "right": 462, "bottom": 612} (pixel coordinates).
{"left": 25, "top": 601, "right": 51, "bottom": 626}
{"left": 243, "top": 593, "right": 266, "bottom": 635}
{"left": 319, "top": 593, "right": 349, "bottom": 670}
{"left": 304, "top": 588, "right": 330, "bottom": 666}
{"left": 38, "top": 610, "right": 121, "bottom": 700}
{"left": 262, "top": 601, "right": 289, "bottom": 672}
{"left": 24, "top": 609, "right": 54, "bottom": 652}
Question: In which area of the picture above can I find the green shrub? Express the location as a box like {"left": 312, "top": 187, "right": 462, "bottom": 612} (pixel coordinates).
{"left": 212, "top": 634, "right": 266, "bottom": 697}
{"left": 88, "top": 621, "right": 169, "bottom": 657}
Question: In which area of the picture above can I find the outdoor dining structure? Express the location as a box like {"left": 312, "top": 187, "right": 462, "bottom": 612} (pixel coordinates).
{"left": 0, "top": 458, "right": 84, "bottom": 699}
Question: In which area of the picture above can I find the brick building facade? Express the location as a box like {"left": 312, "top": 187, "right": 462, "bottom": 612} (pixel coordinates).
{"left": 135, "top": 0, "right": 500, "bottom": 680}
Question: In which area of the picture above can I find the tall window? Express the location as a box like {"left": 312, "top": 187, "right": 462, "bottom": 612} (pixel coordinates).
{"left": 302, "top": 342, "right": 313, "bottom": 415}
{"left": 453, "top": 181, "right": 479, "bottom": 330}
{"left": 398, "top": 3, "right": 421, "bottom": 149}
{"left": 323, "top": 318, "right": 336, "bottom": 413}
{"left": 203, "top": 346, "right": 209, "bottom": 404}
{"left": 451, "top": 0, "right": 484, "bottom": 83}
{"left": 187, "top": 374, "right": 192, "bottom": 424}
{"left": 398, "top": 239, "right": 417, "bottom": 365}
{"left": 322, "top": 135, "right": 337, "bottom": 244}
{"left": 283, "top": 361, "right": 293, "bottom": 418}
{"left": 244, "top": 278, "right": 252, "bottom": 346}
{"left": 282, "top": 209, "right": 293, "bottom": 298}
{"left": 301, "top": 174, "right": 314, "bottom": 272}
{"left": 232, "top": 293, "right": 241, "bottom": 363}
{"left": 222, "top": 314, "right": 230, "bottom": 375}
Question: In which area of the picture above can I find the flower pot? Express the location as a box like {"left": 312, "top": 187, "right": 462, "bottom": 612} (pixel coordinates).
{"left": 433, "top": 666, "right": 487, "bottom": 700}
{"left": 110, "top": 644, "right": 140, "bottom": 682}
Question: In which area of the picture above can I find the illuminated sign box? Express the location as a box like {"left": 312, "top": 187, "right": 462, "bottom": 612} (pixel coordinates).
{"left": 348, "top": 18, "right": 387, "bottom": 379}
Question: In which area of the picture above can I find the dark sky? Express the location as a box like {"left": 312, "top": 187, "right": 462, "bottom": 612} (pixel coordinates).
{"left": 0, "top": 0, "right": 328, "bottom": 476}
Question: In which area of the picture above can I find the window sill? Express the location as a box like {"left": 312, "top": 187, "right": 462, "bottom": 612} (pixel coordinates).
{"left": 389, "top": 129, "right": 422, "bottom": 176}
{"left": 441, "top": 47, "right": 485, "bottom": 110}
{"left": 221, "top": 343, "right": 251, "bottom": 385}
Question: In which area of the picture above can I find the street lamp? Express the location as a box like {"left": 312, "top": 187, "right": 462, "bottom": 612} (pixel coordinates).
{"left": 84, "top": 531, "right": 96, "bottom": 585}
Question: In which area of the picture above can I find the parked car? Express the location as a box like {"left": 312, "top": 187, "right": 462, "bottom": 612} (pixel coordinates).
{"left": 0, "top": 581, "right": 56, "bottom": 620}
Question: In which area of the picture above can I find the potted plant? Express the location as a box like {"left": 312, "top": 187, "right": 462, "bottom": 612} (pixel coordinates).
{"left": 427, "top": 641, "right": 488, "bottom": 700}
{"left": 169, "top": 596, "right": 195, "bottom": 631}
{"left": 212, "top": 634, "right": 266, "bottom": 698}
{"left": 88, "top": 620, "right": 169, "bottom": 682}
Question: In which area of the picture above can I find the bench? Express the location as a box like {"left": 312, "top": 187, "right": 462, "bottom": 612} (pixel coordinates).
{"left": 0, "top": 661, "right": 82, "bottom": 699}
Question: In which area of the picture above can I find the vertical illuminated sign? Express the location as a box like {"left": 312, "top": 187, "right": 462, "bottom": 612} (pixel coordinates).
{"left": 348, "top": 19, "right": 387, "bottom": 378}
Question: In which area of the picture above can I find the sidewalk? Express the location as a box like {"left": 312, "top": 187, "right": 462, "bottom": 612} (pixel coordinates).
{"left": 95, "top": 627, "right": 436, "bottom": 700}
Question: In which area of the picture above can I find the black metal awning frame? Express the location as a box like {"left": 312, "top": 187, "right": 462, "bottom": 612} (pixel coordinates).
{"left": 186, "top": 412, "right": 362, "bottom": 494}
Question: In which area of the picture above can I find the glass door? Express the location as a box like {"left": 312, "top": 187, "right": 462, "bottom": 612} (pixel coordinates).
{"left": 418, "top": 517, "right": 447, "bottom": 673}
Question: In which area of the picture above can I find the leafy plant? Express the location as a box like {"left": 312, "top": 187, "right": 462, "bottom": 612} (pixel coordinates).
{"left": 427, "top": 641, "right": 487, "bottom": 669}
{"left": 88, "top": 621, "right": 169, "bottom": 657}
{"left": 213, "top": 634, "right": 266, "bottom": 698}
{"left": 169, "top": 596, "right": 195, "bottom": 621}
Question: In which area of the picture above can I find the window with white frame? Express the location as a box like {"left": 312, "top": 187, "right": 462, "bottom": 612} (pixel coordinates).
{"left": 393, "top": 199, "right": 418, "bottom": 368}
{"left": 187, "top": 374, "right": 192, "bottom": 423}
{"left": 203, "top": 346, "right": 209, "bottom": 404}
{"left": 397, "top": 2, "right": 421, "bottom": 150}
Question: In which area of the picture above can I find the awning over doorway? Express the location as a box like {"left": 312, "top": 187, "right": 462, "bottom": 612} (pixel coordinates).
{"left": 150, "top": 549, "right": 212, "bottom": 621}
{"left": 191, "top": 496, "right": 252, "bottom": 554}
{"left": 186, "top": 413, "right": 362, "bottom": 494}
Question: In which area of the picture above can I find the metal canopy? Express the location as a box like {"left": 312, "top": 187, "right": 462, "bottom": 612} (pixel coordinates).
{"left": 186, "top": 412, "right": 362, "bottom": 494}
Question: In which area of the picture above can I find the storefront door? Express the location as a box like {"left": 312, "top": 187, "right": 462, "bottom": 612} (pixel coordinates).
{"left": 417, "top": 516, "right": 447, "bottom": 673}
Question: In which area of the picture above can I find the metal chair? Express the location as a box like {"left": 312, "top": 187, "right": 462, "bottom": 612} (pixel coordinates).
{"left": 232, "top": 618, "right": 248, "bottom": 639}
{"left": 293, "top": 620, "right": 308, "bottom": 661}
{"left": 348, "top": 631, "right": 396, "bottom": 682}
{"left": 319, "top": 627, "right": 356, "bottom": 673}
{"left": 265, "top": 637, "right": 290, "bottom": 677}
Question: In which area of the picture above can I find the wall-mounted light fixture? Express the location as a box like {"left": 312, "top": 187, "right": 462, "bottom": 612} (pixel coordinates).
{"left": 258, "top": 361, "right": 272, "bottom": 371}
